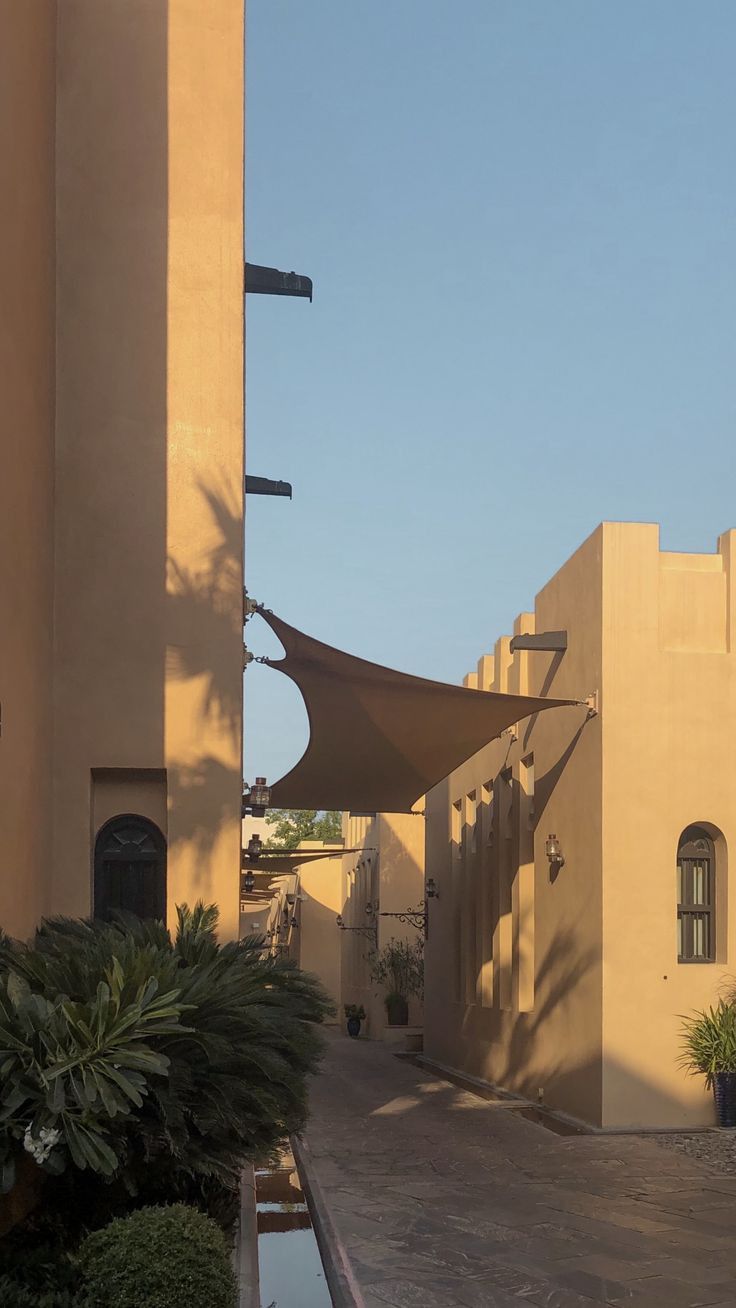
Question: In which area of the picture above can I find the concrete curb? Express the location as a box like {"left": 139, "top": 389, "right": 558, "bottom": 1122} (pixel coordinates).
{"left": 235, "top": 1165, "right": 260, "bottom": 1308}
{"left": 291, "top": 1133, "right": 366, "bottom": 1308}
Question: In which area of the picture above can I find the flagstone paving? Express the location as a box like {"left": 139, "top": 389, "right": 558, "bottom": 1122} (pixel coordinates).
{"left": 302, "top": 1031, "right": 736, "bottom": 1307}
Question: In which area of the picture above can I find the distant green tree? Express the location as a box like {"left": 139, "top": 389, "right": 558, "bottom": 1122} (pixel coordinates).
{"left": 265, "top": 809, "right": 342, "bottom": 849}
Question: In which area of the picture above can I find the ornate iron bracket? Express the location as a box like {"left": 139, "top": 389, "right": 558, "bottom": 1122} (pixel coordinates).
{"left": 379, "top": 903, "right": 428, "bottom": 938}
{"left": 336, "top": 917, "right": 378, "bottom": 946}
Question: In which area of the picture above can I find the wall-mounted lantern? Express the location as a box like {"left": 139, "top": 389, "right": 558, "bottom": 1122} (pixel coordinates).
{"left": 545, "top": 833, "right": 565, "bottom": 872}
{"left": 242, "top": 777, "right": 271, "bottom": 818}
{"left": 245, "top": 834, "right": 263, "bottom": 861}
{"left": 425, "top": 878, "right": 439, "bottom": 900}
{"left": 242, "top": 870, "right": 255, "bottom": 894}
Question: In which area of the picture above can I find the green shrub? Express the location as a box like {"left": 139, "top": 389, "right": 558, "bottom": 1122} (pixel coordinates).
{"left": 344, "top": 1003, "right": 366, "bottom": 1020}
{"left": 0, "top": 1235, "right": 91, "bottom": 1306}
{"left": 0, "top": 902, "right": 332, "bottom": 1228}
{"left": 0, "top": 1285, "right": 90, "bottom": 1308}
{"left": 77, "top": 1204, "right": 237, "bottom": 1308}
{"left": 368, "top": 937, "right": 424, "bottom": 1002}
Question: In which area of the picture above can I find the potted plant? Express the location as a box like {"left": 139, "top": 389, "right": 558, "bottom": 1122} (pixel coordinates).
{"left": 344, "top": 1004, "right": 366, "bottom": 1038}
{"left": 680, "top": 1000, "right": 736, "bottom": 1127}
{"left": 369, "top": 938, "right": 424, "bottom": 1028}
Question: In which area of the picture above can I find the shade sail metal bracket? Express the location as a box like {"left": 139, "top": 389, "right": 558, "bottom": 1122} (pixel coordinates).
{"left": 242, "top": 646, "right": 271, "bottom": 668}
{"left": 245, "top": 476, "right": 293, "bottom": 499}
{"left": 245, "top": 262, "right": 313, "bottom": 301}
{"left": 509, "top": 630, "right": 568, "bottom": 654}
{"left": 244, "top": 593, "right": 273, "bottom": 625}
{"left": 585, "top": 690, "right": 599, "bottom": 718}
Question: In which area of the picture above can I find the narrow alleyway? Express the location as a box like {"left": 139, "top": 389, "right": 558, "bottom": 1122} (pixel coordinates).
{"left": 302, "top": 1031, "right": 736, "bottom": 1308}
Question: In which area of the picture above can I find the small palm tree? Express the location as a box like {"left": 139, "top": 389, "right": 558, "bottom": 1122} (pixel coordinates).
{"left": 679, "top": 1000, "right": 736, "bottom": 1088}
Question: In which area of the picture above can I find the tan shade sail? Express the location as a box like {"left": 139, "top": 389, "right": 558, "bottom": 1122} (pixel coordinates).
{"left": 257, "top": 610, "right": 579, "bottom": 814}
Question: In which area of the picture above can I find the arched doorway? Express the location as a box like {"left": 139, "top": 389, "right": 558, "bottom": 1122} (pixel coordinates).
{"left": 93, "top": 814, "right": 167, "bottom": 922}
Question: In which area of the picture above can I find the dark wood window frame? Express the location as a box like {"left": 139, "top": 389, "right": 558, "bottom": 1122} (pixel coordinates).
{"left": 94, "top": 813, "right": 167, "bottom": 923}
{"left": 677, "top": 826, "right": 715, "bottom": 964}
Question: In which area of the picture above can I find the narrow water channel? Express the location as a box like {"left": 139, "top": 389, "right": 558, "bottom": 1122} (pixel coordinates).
{"left": 255, "top": 1147, "right": 332, "bottom": 1307}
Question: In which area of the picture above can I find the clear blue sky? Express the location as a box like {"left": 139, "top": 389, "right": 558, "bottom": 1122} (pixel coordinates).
{"left": 244, "top": 0, "right": 736, "bottom": 786}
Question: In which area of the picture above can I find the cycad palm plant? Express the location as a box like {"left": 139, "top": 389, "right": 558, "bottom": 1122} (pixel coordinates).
{"left": 0, "top": 903, "right": 332, "bottom": 1227}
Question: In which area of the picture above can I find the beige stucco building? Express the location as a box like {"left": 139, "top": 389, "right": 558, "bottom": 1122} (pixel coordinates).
{"left": 425, "top": 522, "right": 736, "bottom": 1129}
{"left": 1, "top": 1, "right": 245, "bottom": 941}
{"left": 341, "top": 812, "right": 425, "bottom": 1038}
{"left": 240, "top": 841, "right": 344, "bottom": 1016}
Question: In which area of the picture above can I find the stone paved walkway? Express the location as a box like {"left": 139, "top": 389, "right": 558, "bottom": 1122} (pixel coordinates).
{"left": 302, "top": 1031, "right": 736, "bottom": 1308}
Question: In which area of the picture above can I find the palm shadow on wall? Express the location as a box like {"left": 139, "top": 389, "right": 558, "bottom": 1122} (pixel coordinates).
{"left": 166, "top": 478, "right": 242, "bottom": 744}
{"left": 497, "top": 925, "right": 600, "bottom": 1111}
{"left": 165, "top": 478, "right": 243, "bottom": 863}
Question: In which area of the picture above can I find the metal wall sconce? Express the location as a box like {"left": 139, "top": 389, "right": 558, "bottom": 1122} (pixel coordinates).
{"left": 425, "top": 878, "right": 439, "bottom": 900}
{"left": 244, "top": 834, "right": 263, "bottom": 861}
{"left": 335, "top": 914, "right": 378, "bottom": 945}
{"left": 545, "top": 833, "right": 565, "bottom": 873}
{"left": 242, "top": 870, "right": 255, "bottom": 894}
{"left": 242, "top": 777, "right": 271, "bottom": 818}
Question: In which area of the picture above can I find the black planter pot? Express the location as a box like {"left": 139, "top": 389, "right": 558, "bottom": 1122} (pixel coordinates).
{"left": 713, "top": 1072, "right": 736, "bottom": 1127}
{"left": 385, "top": 995, "right": 409, "bottom": 1026}
{"left": 346, "top": 1016, "right": 361, "bottom": 1039}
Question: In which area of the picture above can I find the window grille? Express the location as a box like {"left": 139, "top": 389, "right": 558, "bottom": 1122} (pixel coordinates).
{"left": 94, "top": 814, "right": 167, "bottom": 922}
{"left": 677, "top": 826, "right": 715, "bottom": 963}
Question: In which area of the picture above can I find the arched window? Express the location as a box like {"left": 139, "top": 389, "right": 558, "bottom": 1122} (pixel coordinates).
{"left": 677, "top": 826, "right": 715, "bottom": 963}
{"left": 94, "top": 814, "right": 167, "bottom": 922}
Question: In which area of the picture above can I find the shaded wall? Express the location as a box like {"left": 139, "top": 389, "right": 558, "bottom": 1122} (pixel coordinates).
{"left": 342, "top": 813, "right": 425, "bottom": 1037}
{"left": 294, "top": 846, "right": 344, "bottom": 1016}
{"left": 0, "top": 2, "right": 57, "bottom": 937}
{"left": 53, "top": 0, "right": 169, "bottom": 918}
{"left": 425, "top": 527, "right": 603, "bottom": 1125}
{"left": 52, "top": 0, "right": 244, "bottom": 936}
